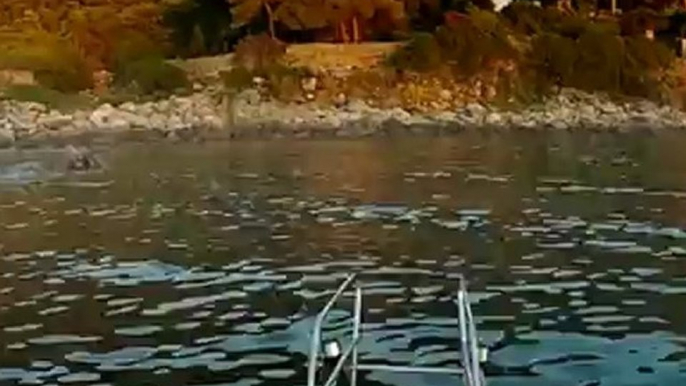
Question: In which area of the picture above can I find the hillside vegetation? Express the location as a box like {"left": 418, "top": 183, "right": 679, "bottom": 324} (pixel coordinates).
{"left": 1, "top": 0, "right": 686, "bottom": 107}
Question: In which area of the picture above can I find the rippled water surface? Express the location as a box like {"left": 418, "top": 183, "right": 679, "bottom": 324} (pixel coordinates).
{"left": 2, "top": 131, "right": 686, "bottom": 386}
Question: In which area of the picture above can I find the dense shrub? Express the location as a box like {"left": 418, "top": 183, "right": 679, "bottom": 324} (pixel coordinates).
{"left": 163, "top": 0, "right": 237, "bottom": 57}
{"left": 503, "top": 3, "right": 618, "bottom": 38}
{"left": 572, "top": 29, "right": 625, "bottom": 92}
{"left": 234, "top": 34, "right": 287, "bottom": 73}
{"left": 529, "top": 32, "right": 578, "bottom": 90}
{"left": 390, "top": 10, "right": 516, "bottom": 77}
{"left": 0, "top": 31, "right": 92, "bottom": 92}
{"left": 621, "top": 35, "right": 675, "bottom": 97}
{"left": 501, "top": 2, "right": 548, "bottom": 35}
{"left": 387, "top": 32, "right": 442, "bottom": 72}
{"left": 529, "top": 25, "right": 674, "bottom": 98}
{"left": 114, "top": 56, "right": 189, "bottom": 95}
{"left": 435, "top": 10, "right": 516, "bottom": 77}
{"left": 112, "top": 33, "right": 163, "bottom": 70}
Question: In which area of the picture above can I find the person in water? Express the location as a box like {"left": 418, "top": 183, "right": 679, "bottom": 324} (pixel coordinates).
{"left": 66, "top": 145, "right": 100, "bottom": 172}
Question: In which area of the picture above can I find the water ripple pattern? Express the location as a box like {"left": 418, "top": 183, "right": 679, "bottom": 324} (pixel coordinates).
{"left": 1, "top": 132, "right": 686, "bottom": 386}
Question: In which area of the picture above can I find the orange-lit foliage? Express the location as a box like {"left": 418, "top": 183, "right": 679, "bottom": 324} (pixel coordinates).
{"left": 0, "top": 0, "right": 167, "bottom": 71}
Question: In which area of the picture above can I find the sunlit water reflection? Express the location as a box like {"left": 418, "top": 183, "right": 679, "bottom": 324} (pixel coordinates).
{"left": 1, "top": 131, "right": 686, "bottom": 386}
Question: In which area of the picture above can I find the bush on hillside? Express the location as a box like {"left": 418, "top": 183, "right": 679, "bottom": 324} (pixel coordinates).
{"left": 529, "top": 25, "right": 674, "bottom": 98}
{"left": 0, "top": 31, "right": 92, "bottom": 92}
{"left": 571, "top": 29, "right": 625, "bottom": 92}
{"left": 114, "top": 56, "right": 188, "bottom": 95}
{"left": 387, "top": 32, "right": 442, "bottom": 72}
{"left": 501, "top": 2, "right": 548, "bottom": 35}
{"left": 435, "top": 10, "right": 516, "bottom": 77}
{"left": 112, "top": 32, "right": 163, "bottom": 71}
{"left": 529, "top": 32, "right": 578, "bottom": 90}
{"left": 502, "top": 3, "right": 618, "bottom": 38}
{"left": 390, "top": 9, "right": 516, "bottom": 77}
{"left": 621, "top": 35, "right": 675, "bottom": 98}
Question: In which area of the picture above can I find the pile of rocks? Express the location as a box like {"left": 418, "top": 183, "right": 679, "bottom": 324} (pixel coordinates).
{"left": 489, "top": 90, "right": 686, "bottom": 130}
{"left": 1, "top": 87, "right": 685, "bottom": 146}
{"left": 0, "top": 91, "right": 223, "bottom": 146}
{"left": 229, "top": 88, "right": 686, "bottom": 136}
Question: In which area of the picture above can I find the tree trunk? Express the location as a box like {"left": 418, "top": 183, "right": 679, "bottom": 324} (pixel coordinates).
{"left": 352, "top": 16, "right": 360, "bottom": 43}
{"left": 339, "top": 21, "right": 350, "bottom": 43}
{"left": 264, "top": 2, "right": 276, "bottom": 39}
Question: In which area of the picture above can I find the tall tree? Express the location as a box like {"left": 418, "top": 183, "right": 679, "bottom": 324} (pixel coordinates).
{"left": 229, "top": 0, "right": 282, "bottom": 39}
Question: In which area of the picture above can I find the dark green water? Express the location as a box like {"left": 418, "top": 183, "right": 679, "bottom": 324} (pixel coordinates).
{"left": 1, "top": 131, "right": 686, "bottom": 386}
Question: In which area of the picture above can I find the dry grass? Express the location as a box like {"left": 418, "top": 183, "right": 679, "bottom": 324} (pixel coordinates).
{"left": 284, "top": 43, "right": 400, "bottom": 73}
{"left": 172, "top": 42, "right": 401, "bottom": 81}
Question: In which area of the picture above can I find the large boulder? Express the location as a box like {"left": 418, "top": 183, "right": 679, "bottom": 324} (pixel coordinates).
{"left": 149, "top": 113, "right": 167, "bottom": 130}
{"left": 89, "top": 103, "right": 116, "bottom": 128}
{"left": 165, "top": 115, "right": 187, "bottom": 131}
{"left": 118, "top": 111, "right": 149, "bottom": 129}
{"left": 239, "top": 89, "right": 262, "bottom": 106}
{"left": 36, "top": 112, "right": 73, "bottom": 131}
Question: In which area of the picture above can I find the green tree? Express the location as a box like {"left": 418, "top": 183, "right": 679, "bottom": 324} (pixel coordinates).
{"left": 229, "top": 0, "right": 282, "bottom": 39}
{"left": 164, "top": 0, "right": 235, "bottom": 57}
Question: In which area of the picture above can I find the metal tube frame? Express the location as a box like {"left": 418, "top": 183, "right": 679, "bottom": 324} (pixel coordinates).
{"left": 307, "top": 273, "right": 485, "bottom": 386}
{"left": 307, "top": 274, "right": 358, "bottom": 386}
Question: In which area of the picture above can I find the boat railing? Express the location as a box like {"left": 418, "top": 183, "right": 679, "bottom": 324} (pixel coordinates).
{"left": 306, "top": 273, "right": 486, "bottom": 386}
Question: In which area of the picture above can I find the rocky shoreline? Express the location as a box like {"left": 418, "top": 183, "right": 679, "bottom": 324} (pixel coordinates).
{"left": 1, "top": 87, "right": 685, "bottom": 147}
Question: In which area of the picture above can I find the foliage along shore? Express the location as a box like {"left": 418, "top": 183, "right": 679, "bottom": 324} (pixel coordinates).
{"left": 4, "top": 0, "right": 686, "bottom": 145}
{"left": 1, "top": 80, "right": 686, "bottom": 148}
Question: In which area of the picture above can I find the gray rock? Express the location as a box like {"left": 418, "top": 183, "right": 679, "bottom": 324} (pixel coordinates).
{"left": 385, "top": 107, "right": 412, "bottom": 124}
{"left": 154, "top": 100, "right": 170, "bottom": 112}
{"left": 464, "top": 103, "right": 486, "bottom": 117}
{"left": 433, "top": 111, "right": 458, "bottom": 123}
{"left": 320, "top": 113, "right": 342, "bottom": 129}
{"left": 301, "top": 77, "right": 318, "bottom": 92}
{"left": 485, "top": 112, "right": 504, "bottom": 126}
{"left": 345, "top": 99, "right": 372, "bottom": 113}
{"left": 119, "top": 102, "right": 137, "bottom": 112}
{"left": 239, "top": 89, "right": 261, "bottom": 106}
{"left": 37, "top": 113, "right": 72, "bottom": 131}
{"left": 24, "top": 102, "right": 47, "bottom": 113}
{"left": 203, "top": 115, "right": 223, "bottom": 130}
{"left": 90, "top": 103, "right": 115, "bottom": 127}
{"left": 166, "top": 115, "right": 186, "bottom": 131}
{"left": 109, "top": 118, "right": 131, "bottom": 131}
{"left": 550, "top": 120, "right": 569, "bottom": 130}
{"left": 136, "top": 103, "right": 155, "bottom": 117}
{"left": 334, "top": 93, "right": 347, "bottom": 107}
{"left": 70, "top": 118, "right": 92, "bottom": 132}
{"left": 118, "top": 111, "right": 149, "bottom": 129}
